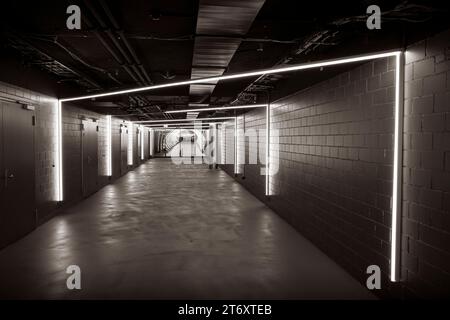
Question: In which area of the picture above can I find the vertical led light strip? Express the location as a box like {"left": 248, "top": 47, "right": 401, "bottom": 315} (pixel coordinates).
{"left": 391, "top": 51, "right": 404, "bottom": 282}
{"left": 106, "top": 115, "right": 112, "bottom": 176}
{"left": 140, "top": 126, "right": 144, "bottom": 160}
{"left": 214, "top": 124, "right": 219, "bottom": 165}
{"left": 149, "top": 128, "right": 154, "bottom": 156}
{"left": 128, "top": 122, "right": 133, "bottom": 165}
{"left": 234, "top": 117, "right": 238, "bottom": 174}
{"left": 56, "top": 100, "right": 63, "bottom": 201}
{"left": 220, "top": 124, "right": 225, "bottom": 165}
{"left": 265, "top": 103, "right": 270, "bottom": 196}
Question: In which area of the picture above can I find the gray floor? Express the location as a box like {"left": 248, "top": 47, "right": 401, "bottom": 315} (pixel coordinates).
{"left": 0, "top": 157, "right": 375, "bottom": 299}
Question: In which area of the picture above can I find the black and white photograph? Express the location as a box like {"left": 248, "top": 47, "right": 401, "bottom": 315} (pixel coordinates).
{"left": 0, "top": 0, "right": 450, "bottom": 315}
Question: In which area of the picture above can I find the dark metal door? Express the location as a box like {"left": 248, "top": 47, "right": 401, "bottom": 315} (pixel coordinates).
{"left": 0, "top": 101, "right": 35, "bottom": 249}
{"left": 81, "top": 119, "right": 98, "bottom": 197}
{"left": 120, "top": 124, "right": 128, "bottom": 175}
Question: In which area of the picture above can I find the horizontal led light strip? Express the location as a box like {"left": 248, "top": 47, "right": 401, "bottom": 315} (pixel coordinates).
{"left": 132, "top": 117, "right": 235, "bottom": 124}
{"left": 59, "top": 51, "right": 400, "bottom": 103}
{"left": 152, "top": 127, "right": 210, "bottom": 130}
{"left": 165, "top": 104, "right": 267, "bottom": 114}
{"left": 144, "top": 122, "right": 219, "bottom": 127}
{"left": 146, "top": 127, "right": 211, "bottom": 130}
{"left": 146, "top": 125, "right": 210, "bottom": 128}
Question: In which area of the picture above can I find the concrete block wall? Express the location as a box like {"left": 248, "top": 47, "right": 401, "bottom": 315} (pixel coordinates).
{"left": 222, "top": 57, "right": 399, "bottom": 296}
{"left": 221, "top": 29, "right": 450, "bottom": 298}
{"left": 401, "top": 29, "right": 450, "bottom": 298}
{"left": 234, "top": 110, "right": 266, "bottom": 197}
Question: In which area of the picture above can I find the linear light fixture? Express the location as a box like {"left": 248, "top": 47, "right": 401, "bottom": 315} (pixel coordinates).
{"left": 214, "top": 123, "right": 219, "bottom": 166}
{"left": 165, "top": 104, "right": 267, "bottom": 114}
{"left": 56, "top": 100, "right": 63, "bottom": 201}
{"left": 59, "top": 51, "right": 400, "bottom": 103}
{"left": 140, "top": 125, "right": 144, "bottom": 160}
{"left": 106, "top": 115, "right": 112, "bottom": 176}
{"left": 153, "top": 127, "right": 208, "bottom": 131}
{"left": 234, "top": 117, "right": 238, "bottom": 175}
{"left": 56, "top": 50, "right": 403, "bottom": 282}
{"left": 149, "top": 128, "right": 153, "bottom": 157}
{"left": 265, "top": 103, "right": 270, "bottom": 196}
{"left": 132, "top": 117, "right": 235, "bottom": 124}
{"left": 147, "top": 126, "right": 210, "bottom": 129}
{"left": 391, "top": 51, "right": 404, "bottom": 282}
{"left": 144, "top": 122, "right": 217, "bottom": 127}
{"left": 188, "top": 103, "right": 209, "bottom": 107}
{"left": 127, "top": 122, "right": 133, "bottom": 165}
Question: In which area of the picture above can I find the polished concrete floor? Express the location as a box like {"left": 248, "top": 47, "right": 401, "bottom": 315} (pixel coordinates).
{"left": 0, "top": 157, "right": 375, "bottom": 299}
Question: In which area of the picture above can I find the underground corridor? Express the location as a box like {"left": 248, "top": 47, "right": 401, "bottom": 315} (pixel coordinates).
{"left": 0, "top": 0, "right": 450, "bottom": 305}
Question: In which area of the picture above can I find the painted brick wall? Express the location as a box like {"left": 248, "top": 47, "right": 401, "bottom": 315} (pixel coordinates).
{"left": 401, "top": 29, "right": 450, "bottom": 298}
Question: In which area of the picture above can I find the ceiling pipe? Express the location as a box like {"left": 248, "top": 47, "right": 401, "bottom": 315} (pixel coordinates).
{"left": 7, "top": 31, "right": 101, "bottom": 89}
{"left": 99, "top": 0, "right": 153, "bottom": 86}
{"left": 83, "top": 0, "right": 144, "bottom": 85}
{"left": 82, "top": 1, "right": 160, "bottom": 119}
{"left": 95, "top": 0, "right": 168, "bottom": 118}
{"left": 82, "top": 12, "right": 141, "bottom": 84}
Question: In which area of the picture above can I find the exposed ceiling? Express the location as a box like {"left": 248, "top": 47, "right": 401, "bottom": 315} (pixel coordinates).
{"left": 1, "top": 0, "right": 449, "bottom": 121}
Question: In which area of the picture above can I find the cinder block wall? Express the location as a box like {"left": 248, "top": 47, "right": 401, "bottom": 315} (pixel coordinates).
{"left": 401, "top": 30, "right": 450, "bottom": 298}
{"left": 224, "top": 55, "right": 398, "bottom": 296}
{"left": 221, "top": 29, "right": 450, "bottom": 298}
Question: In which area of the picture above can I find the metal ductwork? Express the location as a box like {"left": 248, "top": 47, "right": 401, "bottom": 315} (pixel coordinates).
{"left": 188, "top": 0, "right": 265, "bottom": 117}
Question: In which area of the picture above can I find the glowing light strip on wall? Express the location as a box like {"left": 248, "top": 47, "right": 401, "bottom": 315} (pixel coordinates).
{"left": 140, "top": 126, "right": 144, "bottom": 160}
{"left": 391, "top": 51, "right": 404, "bottom": 282}
{"left": 220, "top": 124, "right": 226, "bottom": 165}
{"left": 56, "top": 100, "right": 63, "bottom": 201}
{"left": 265, "top": 104, "right": 270, "bottom": 196}
{"left": 106, "top": 115, "right": 112, "bottom": 176}
{"left": 214, "top": 124, "right": 218, "bottom": 166}
{"left": 149, "top": 129, "right": 153, "bottom": 157}
{"left": 144, "top": 123, "right": 214, "bottom": 127}
{"left": 165, "top": 104, "right": 267, "bottom": 114}
{"left": 127, "top": 122, "right": 133, "bottom": 165}
{"left": 132, "top": 117, "right": 234, "bottom": 124}
{"left": 234, "top": 117, "right": 238, "bottom": 174}
{"left": 56, "top": 50, "right": 403, "bottom": 282}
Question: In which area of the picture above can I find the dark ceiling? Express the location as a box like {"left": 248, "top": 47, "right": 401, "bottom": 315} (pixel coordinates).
{"left": 1, "top": 0, "right": 449, "bottom": 121}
